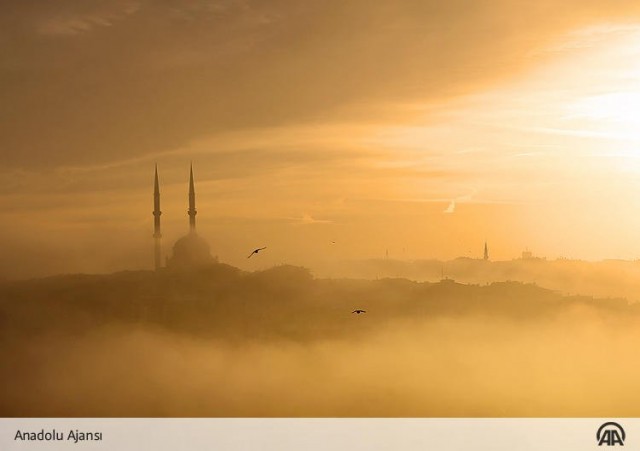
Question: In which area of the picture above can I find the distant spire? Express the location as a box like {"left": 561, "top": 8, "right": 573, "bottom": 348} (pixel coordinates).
{"left": 188, "top": 162, "right": 197, "bottom": 232}
{"left": 153, "top": 164, "right": 162, "bottom": 270}
{"left": 483, "top": 241, "right": 489, "bottom": 261}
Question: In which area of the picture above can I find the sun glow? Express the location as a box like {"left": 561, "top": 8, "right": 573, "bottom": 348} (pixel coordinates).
{"left": 566, "top": 91, "right": 640, "bottom": 145}
{"left": 368, "top": 23, "right": 640, "bottom": 259}
{"left": 379, "top": 23, "right": 640, "bottom": 186}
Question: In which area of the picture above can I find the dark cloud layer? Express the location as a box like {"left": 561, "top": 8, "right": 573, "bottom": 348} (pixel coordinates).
{"left": 2, "top": 0, "right": 640, "bottom": 168}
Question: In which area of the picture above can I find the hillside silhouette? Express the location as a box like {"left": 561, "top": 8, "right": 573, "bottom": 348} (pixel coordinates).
{"left": 2, "top": 263, "right": 640, "bottom": 417}
{"left": 316, "top": 257, "right": 640, "bottom": 301}
{"left": 2, "top": 263, "right": 635, "bottom": 341}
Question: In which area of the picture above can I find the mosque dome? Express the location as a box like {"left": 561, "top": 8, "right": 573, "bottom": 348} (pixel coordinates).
{"left": 168, "top": 232, "right": 216, "bottom": 268}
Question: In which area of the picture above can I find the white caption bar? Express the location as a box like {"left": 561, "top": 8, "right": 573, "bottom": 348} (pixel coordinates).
{"left": 0, "top": 418, "right": 635, "bottom": 450}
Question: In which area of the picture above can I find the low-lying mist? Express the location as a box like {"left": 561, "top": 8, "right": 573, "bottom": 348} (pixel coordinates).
{"left": 1, "top": 264, "right": 639, "bottom": 417}
{"left": 315, "top": 257, "right": 640, "bottom": 302}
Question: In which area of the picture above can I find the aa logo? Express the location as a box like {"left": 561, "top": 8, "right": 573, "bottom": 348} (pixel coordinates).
{"left": 597, "top": 422, "right": 625, "bottom": 446}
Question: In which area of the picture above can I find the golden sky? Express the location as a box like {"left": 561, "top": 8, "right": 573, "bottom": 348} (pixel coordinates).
{"left": 3, "top": 1, "right": 640, "bottom": 277}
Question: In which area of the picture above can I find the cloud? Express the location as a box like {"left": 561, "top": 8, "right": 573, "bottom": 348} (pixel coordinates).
{"left": 36, "top": 2, "right": 141, "bottom": 36}
{"left": 287, "top": 213, "right": 333, "bottom": 225}
{"left": 443, "top": 190, "right": 477, "bottom": 214}
{"left": 3, "top": 0, "right": 640, "bottom": 168}
{"left": 443, "top": 200, "right": 456, "bottom": 214}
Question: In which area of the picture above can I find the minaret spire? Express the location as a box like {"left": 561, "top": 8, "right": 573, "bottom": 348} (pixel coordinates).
{"left": 153, "top": 164, "right": 162, "bottom": 270}
{"left": 483, "top": 241, "right": 489, "bottom": 261}
{"left": 188, "top": 162, "right": 197, "bottom": 232}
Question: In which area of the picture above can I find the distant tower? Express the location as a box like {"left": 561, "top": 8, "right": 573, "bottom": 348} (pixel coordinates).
{"left": 188, "top": 162, "right": 197, "bottom": 233}
{"left": 153, "top": 164, "right": 162, "bottom": 270}
{"left": 483, "top": 241, "right": 489, "bottom": 261}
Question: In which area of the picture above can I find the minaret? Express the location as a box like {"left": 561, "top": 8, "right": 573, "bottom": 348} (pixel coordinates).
{"left": 188, "top": 163, "right": 197, "bottom": 233}
{"left": 153, "top": 164, "right": 162, "bottom": 270}
{"left": 483, "top": 241, "right": 489, "bottom": 261}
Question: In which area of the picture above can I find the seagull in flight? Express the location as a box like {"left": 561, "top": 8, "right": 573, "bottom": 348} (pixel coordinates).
{"left": 352, "top": 309, "right": 367, "bottom": 314}
{"left": 247, "top": 247, "right": 267, "bottom": 258}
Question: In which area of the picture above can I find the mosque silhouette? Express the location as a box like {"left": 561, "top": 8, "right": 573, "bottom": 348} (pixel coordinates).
{"left": 153, "top": 164, "right": 217, "bottom": 270}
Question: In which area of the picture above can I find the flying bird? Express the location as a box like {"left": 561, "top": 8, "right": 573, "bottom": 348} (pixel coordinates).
{"left": 352, "top": 309, "right": 367, "bottom": 314}
{"left": 247, "top": 247, "right": 267, "bottom": 258}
